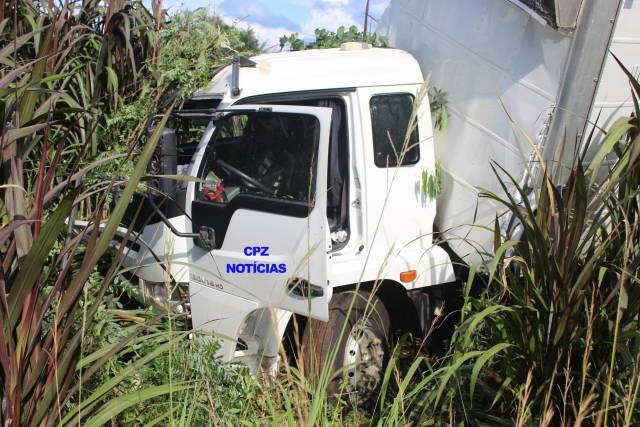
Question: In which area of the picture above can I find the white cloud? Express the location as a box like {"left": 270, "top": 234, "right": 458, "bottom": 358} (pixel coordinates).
{"left": 302, "top": 7, "right": 359, "bottom": 34}
{"left": 300, "top": 0, "right": 391, "bottom": 35}
{"left": 250, "top": 22, "right": 300, "bottom": 51}
{"left": 321, "top": 0, "right": 349, "bottom": 5}
{"left": 217, "top": 0, "right": 301, "bottom": 30}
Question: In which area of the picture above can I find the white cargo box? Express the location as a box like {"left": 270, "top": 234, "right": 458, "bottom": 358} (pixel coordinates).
{"left": 378, "top": 0, "right": 640, "bottom": 265}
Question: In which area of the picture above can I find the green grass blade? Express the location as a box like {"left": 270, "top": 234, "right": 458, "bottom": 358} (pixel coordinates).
{"left": 59, "top": 335, "right": 181, "bottom": 426}
{"left": 7, "top": 188, "right": 78, "bottom": 328}
{"left": 469, "top": 343, "right": 511, "bottom": 401}
{"left": 82, "top": 384, "right": 193, "bottom": 427}
{"left": 587, "top": 117, "right": 633, "bottom": 181}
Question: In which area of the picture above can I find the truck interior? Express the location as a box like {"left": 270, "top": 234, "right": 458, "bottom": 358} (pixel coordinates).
{"left": 255, "top": 97, "right": 350, "bottom": 246}
{"left": 131, "top": 93, "right": 350, "bottom": 251}
{"left": 190, "top": 111, "right": 323, "bottom": 249}
{"left": 234, "top": 95, "right": 351, "bottom": 250}
{"left": 196, "top": 112, "right": 319, "bottom": 203}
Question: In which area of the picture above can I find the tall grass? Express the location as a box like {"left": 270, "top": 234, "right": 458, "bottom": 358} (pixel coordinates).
{"left": 0, "top": 1, "right": 259, "bottom": 425}
{"left": 1, "top": 2, "right": 165, "bottom": 424}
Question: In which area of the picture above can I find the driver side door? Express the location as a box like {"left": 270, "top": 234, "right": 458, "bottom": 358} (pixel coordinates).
{"left": 186, "top": 104, "right": 333, "bottom": 321}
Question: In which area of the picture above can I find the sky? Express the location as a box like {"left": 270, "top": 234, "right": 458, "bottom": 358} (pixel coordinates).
{"left": 159, "top": 0, "right": 391, "bottom": 50}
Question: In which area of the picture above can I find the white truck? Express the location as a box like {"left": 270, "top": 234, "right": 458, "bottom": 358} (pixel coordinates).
{"left": 117, "top": 0, "right": 639, "bottom": 403}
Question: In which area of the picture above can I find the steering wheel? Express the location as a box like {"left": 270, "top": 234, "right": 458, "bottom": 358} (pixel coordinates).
{"left": 216, "top": 159, "right": 273, "bottom": 194}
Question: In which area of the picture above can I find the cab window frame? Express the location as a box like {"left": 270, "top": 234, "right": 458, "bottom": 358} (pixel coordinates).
{"left": 196, "top": 111, "right": 321, "bottom": 209}
{"left": 369, "top": 92, "right": 420, "bottom": 168}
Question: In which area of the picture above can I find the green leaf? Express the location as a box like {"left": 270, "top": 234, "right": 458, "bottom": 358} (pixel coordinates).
{"left": 0, "top": 27, "right": 47, "bottom": 66}
{"left": 0, "top": 57, "right": 43, "bottom": 89}
{"left": 611, "top": 52, "right": 640, "bottom": 102}
{"left": 105, "top": 66, "right": 119, "bottom": 92}
{"left": 75, "top": 325, "right": 158, "bottom": 370}
{"left": 469, "top": 343, "right": 511, "bottom": 400}
{"left": 488, "top": 240, "right": 518, "bottom": 285}
{"left": 60, "top": 336, "right": 179, "bottom": 426}
{"left": 2, "top": 122, "right": 50, "bottom": 145}
{"left": 82, "top": 384, "right": 193, "bottom": 427}
{"left": 587, "top": 116, "right": 633, "bottom": 181}
{"left": 7, "top": 189, "right": 78, "bottom": 328}
{"left": 142, "top": 174, "right": 205, "bottom": 183}
{"left": 142, "top": 408, "right": 178, "bottom": 427}
{"left": 462, "top": 305, "right": 512, "bottom": 348}
{"left": 433, "top": 350, "right": 484, "bottom": 406}
{"left": 17, "top": 27, "right": 52, "bottom": 126}
{"left": 440, "top": 105, "right": 448, "bottom": 130}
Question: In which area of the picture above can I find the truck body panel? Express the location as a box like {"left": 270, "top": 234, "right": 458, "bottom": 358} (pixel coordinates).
{"left": 377, "top": 0, "right": 639, "bottom": 265}
{"left": 587, "top": 1, "right": 640, "bottom": 141}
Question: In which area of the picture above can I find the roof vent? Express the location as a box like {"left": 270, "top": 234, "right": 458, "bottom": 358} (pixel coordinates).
{"left": 340, "top": 42, "right": 372, "bottom": 51}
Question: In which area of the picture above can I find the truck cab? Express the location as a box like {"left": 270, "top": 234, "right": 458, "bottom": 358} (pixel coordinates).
{"left": 120, "top": 43, "right": 455, "bottom": 403}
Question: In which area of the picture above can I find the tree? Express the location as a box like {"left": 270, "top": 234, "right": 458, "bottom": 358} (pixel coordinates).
{"left": 279, "top": 25, "right": 388, "bottom": 51}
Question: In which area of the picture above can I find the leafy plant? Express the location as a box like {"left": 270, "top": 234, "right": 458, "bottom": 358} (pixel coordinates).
{"left": 422, "top": 162, "right": 444, "bottom": 200}
{"left": 429, "top": 87, "right": 449, "bottom": 131}
{"left": 104, "top": 7, "right": 260, "bottom": 150}
{"left": 0, "top": 1, "right": 190, "bottom": 425}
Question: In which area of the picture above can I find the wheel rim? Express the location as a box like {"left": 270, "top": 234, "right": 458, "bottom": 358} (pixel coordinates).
{"left": 342, "top": 317, "right": 385, "bottom": 405}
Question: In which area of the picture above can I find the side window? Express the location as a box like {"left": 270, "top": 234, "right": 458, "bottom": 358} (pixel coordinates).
{"left": 197, "top": 112, "right": 319, "bottom": 204}
{"left": 370, "top": 94, "right": 420, "bottom": 167}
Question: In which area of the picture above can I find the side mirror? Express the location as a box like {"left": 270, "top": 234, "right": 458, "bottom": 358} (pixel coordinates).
{"left": 146, "top": 196, "right": 216, "bottom": 250}
{"left": 147, "top": 127, "right": 178, "bottom": 201}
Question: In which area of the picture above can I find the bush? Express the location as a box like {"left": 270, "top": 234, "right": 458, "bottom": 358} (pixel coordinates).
{"left": 0, "top": 2, "right": 259, "bottom": 425}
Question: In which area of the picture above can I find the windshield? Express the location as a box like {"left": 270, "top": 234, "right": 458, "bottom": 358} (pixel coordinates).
{"left": 197, "top": 112, "right": 320, "bottom": 204}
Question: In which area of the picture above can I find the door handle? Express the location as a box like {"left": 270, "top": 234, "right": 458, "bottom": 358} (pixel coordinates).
{"left": 286, "top": 278, "right": 324, "bottom": 299}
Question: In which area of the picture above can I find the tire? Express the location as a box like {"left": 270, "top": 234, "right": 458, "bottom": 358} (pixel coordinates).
{"left": 301, "top": 290, "right": 390, "bottom": 408}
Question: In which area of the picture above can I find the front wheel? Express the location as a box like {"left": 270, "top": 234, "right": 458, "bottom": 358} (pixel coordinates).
{"left": 301, "top": 290, "right": 390, "bottom": 408}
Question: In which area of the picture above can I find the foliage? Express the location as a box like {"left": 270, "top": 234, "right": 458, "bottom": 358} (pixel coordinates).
{"left": 279, "top": 25, "right": 388, "bottom": 51}
{"left": 128, "top": 334, "right": 255, "bottom": 426}
{"left": 157, "top": 9, "right": 259, "bottom": 97}
{"left": 76, "top": 287, "right": 257, "bottom": 426}
{"left": 0, "top": 1, "right": 257, "bottom": 425}
{"left": 422, "top": 162, "right": 444, "bottom": 200}
{"left": 429, "top": 86, "right": 449, "bottom": 131}
{"left": 104, "top": 7, "right": 260, "bottom": 150}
